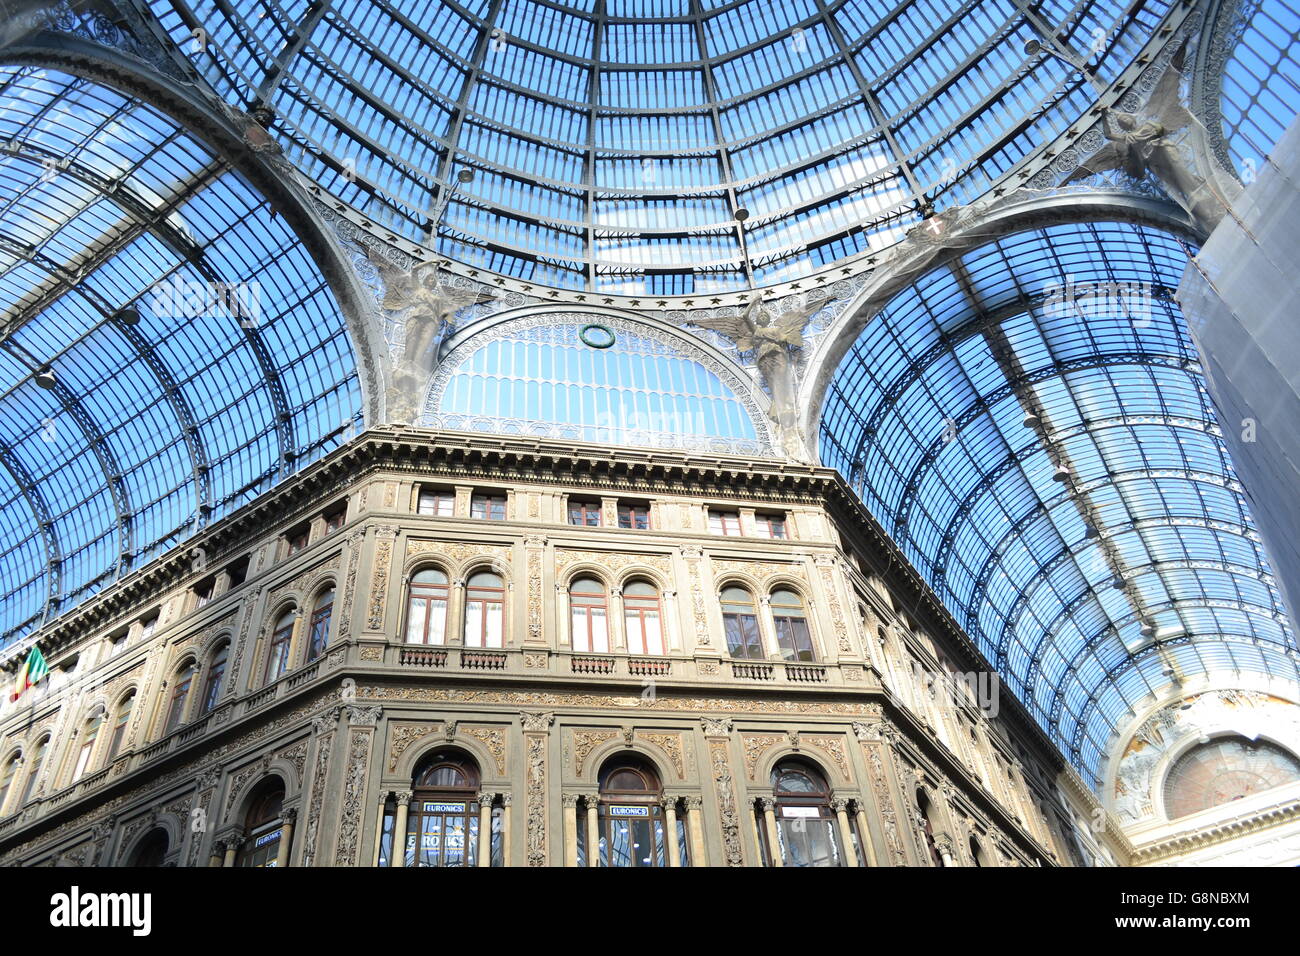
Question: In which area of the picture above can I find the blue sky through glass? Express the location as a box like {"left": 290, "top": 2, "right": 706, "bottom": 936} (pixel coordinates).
{"left": 819, "top": 221, "right": 1298, "bottom": 787}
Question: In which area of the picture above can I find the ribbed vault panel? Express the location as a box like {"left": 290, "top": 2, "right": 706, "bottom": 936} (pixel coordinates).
{"left": 819, "top": 221, "right": 1298, "bottom": 788}
{"left": 0, "top": 67, "right": 362, "bottom": 647}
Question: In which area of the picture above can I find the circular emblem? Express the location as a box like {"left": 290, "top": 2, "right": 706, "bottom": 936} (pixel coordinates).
{"left": 579, "top": 324, "right": 616, "bottom": 349}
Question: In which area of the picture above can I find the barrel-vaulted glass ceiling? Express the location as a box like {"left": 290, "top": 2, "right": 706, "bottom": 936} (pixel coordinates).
{"left": 150, "top": 0, "right": 1171, "bottom": 293}
{"left": 819, "top": 221, "right": 1299, "bottom": 789}
{"left": 0, "top": 67, "right": 362, "bottom": 649}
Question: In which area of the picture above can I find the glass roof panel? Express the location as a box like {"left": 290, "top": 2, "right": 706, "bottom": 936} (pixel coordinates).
{"left": 819, "top": 221, "right": 1299, "bottom": 789}
{"left": 0, "top": 68, "right": 363, "bottom": 648}
{"left": 425, "top": 314, "right": 767, "bottom": 453}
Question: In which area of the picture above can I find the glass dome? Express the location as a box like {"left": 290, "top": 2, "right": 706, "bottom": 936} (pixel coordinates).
{"left": 150, "top": 0, "right": 1170, "bottom": 291}
{"left": 424, "top": 313, "right": 770, "bottom": 453}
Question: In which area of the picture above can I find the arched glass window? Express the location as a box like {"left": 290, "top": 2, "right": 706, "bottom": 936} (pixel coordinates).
{"left": 130, "top": 828, "right": 169, "bottom": 867}
{"left": 70, "top": 711, "right": 103, "bottom": 782}
{"left": 19, "top": 737, "right": 47, "bottom": 806}
{"left": 200, "top": 644, "right": 228, "bottom": 715}
{"left": 164, "top": 662, "right": 195, "bottom": 733}
{"left": 464, "top": 572, "right": 505, "bottom": 648}
{"left": 1163, "top": 736, "right": 1300, "bottom": 820}
{"left": 770, "top": 589, "right": 814, "bottom": 662}
{"left": 406, "top": 751, "right": 482, "bottom": 867}
{"left": 263, "top": 610, "right": 295, "bottom": 684}
{"left": 768, "top": 760, "right": 843, "bottom": 867}
{"left": 0, "top": 753, "right": 19, "bottom": 814}
{"left": 107, "top": 692, "right": 134, "bottom": 761}
{"left": 570, "top": 577, "right": 609, "bottom": 653}
{"left": 597, "top": 758, "right": 666, "bottom": 868}
{"left": 917, "top": 789, "right": 944, "bottom": 867}
{"left": 406, "top": 568, "right": 449, "bottom": 645}
{"left": 237, "top": 781, "right": 287, "bottom": 867}
{"left": 305, "top": 587, "right": 334, "bottom": 662}
{"left": 623, "top": 580, "right": 664, "bottom": 656}
{"left": 721, "top": 586, "right": 763, "bottom": 660}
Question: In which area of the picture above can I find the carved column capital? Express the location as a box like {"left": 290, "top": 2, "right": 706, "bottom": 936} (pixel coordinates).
{"left": 520, "top": 711, "right": 554, "bottom": 733}
{"left": 700, "top": 716, "right": 733, "bottom": 737}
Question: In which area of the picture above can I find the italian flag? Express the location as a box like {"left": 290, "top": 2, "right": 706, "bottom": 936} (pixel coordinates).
{"left": 10, "top": 645, "right": 49, "bottom": 702}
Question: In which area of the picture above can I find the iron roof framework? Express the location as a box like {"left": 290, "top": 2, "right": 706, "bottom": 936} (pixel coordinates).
{"left": 146, "top": 0, "right": 1173, "bottom": 292}
{"left": 819, "top": 221, "right": 1299, "bottom": 789}
{"left": 0, "top": 65, "right": 362, "bottom": 648}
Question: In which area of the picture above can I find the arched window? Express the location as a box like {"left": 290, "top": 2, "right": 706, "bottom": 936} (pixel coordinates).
{"left": 0, "top": 753, "right": 19, "bottom": 814}
{"left": 406, "top": 751, "right": 482, "bottom": 867}
{"left": 917, "top": 789, "right": 944, "bottom": 867}
{"left": 237, "top": 780, "right": 288, "bottom": 867}
{"left": 570, "top": 577, "right": 609, "bottom": 653}
{"left": 464, "top": 572, "right": 505, "bottom": 648}
{"left": 305, "top": 587, "right": 334, "bottom": 662}
{"left": 406, "top": 568, "right": 449, "bottom": 645}
{"left": 1163, "top": 735, "right": 1300, "bottom": 819}
{"left": 770, "top": 589, "right": 815, "bottom": 661}
{"left": 200, "top": 643, "right": 228, "bottom": 715}
{"left": 106, "top": 692, "right": 134, "bottom": 761}
{"left": 130, "top": 828, "right": 169, "bottom": 867}
{"left": 767, "top": 760, "right": 843, "bottom": 867}
{"left": 19, "top": 737, "right": 47, "bottom": 807}
{"left": 597, "top": 757, "right": 667, "bottom": 868}
{"left": 721, "top": 586, "right": 763, "bottom": 660}
{"left": 623, "top": 580, "right": 664, "bottom": 656}
{"left": 164, "top": 662, "right": 195, "bottom": 733}
{"left": 70, "top": 710, "right": 104, "bottom": 782}
{"left": 263, "top": 609, "right": 295, "bottom": 684}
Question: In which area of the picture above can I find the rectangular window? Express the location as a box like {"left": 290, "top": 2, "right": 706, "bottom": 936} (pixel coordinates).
{"left": 568, "top": 501, "right": 602, "bottom": 527}
{"left": 286, "top": 527, "right": 309, "bottom": 556}
{"left": 723, "top": 611, "right": 764, "bottom": 660}
{"left": 471, "top": 494, "right": 507, "bottom": 521}
{"left": 571, "top": 603, "right": 609, "bottom": 653}
{"left": 138, "top": 614, "right": 158, "bottom": 640}
{"left": 324, "top": 506, "right": 346, "bottom": 533}
{"left": 756, "top": 513, "right": 787, "bottom": 539}
{"left": 71, "top": 741, "right": 94, "bottom": 782}
{"left": 225, "top": 556, "right": 249, "bottom": 588}
{"left": 418, "top": 489, "right": 456, "bottom": 517}
{"left": 708, "top": 510, "right": 742, "bottom": 536}
{"left": 618, "top": 503, "right": 651, "bottom": 530}
{"left": 193, "top": 579, "right": 214, "bottom": 609}
{"left": 774, "top": 616, "right": 815, "bottom": 662}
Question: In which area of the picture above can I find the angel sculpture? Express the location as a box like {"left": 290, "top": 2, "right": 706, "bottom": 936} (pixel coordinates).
{"left": 1063, "top": 40, "right": 1230, "bottom": 235}
{"left": 368, "top": 253, "right": 494, "bottom": 422}
{"left": 688, "top": 294, "right": 827, "bottom": 461}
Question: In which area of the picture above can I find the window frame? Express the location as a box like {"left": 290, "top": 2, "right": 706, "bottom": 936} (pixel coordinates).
{"left": 721, "top": 586, "right": 764, "bottom": 660}
{"left": 263, "top": 610, "right": 296, "bottom": 685}
{"left": 417, "top": 488, "right": 456, "bottom": 517}
{"left": 570, "top": 577, "right": 610, "bottom": 653}
{"left": 617, "top": 503, "right": 652, "bottom": 530}
{"left": 708, "top": 509, "right": 743, "bottom": 536}
{"left": 567, "top": 500, "right": 603, "bottom": 527}
{"left": 470, "top": 494, "right": 508, "bottom": 521}
{"left": 464, "top": 571, "right": 506, "bottom": 648}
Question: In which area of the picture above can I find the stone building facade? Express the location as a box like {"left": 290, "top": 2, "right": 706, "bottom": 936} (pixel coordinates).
{"left": 0, "top": 428, "right": 1127, "bottom": 867}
